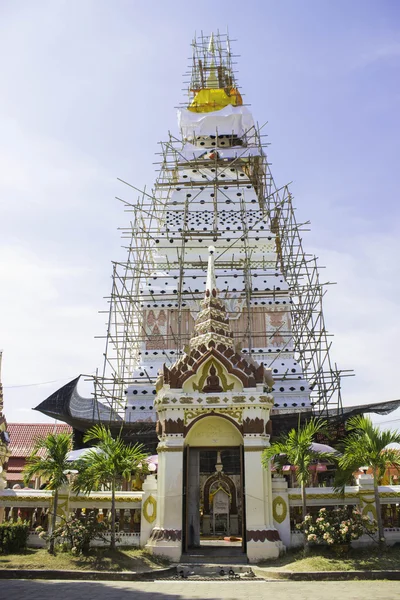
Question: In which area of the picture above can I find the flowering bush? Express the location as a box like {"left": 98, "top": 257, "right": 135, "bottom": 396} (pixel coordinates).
{"left": 297, "top": 506, "right": 377, "bottom": 545}
{"left": 36, "top": 512, "right": 108, "bottom": 555}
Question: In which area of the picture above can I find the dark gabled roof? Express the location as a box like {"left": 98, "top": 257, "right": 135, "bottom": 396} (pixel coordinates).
{"left": 329, "top": 398, "right": 400, "bottom": 420}
{"left": 34, "top": 376, "right": 122, "bottom": 426}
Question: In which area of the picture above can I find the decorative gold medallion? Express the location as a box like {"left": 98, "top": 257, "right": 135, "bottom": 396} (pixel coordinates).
{"left": 143, "top": 495, "right": 157, "bottom": 523}
{"left": 272, "top": 495, "right": 287, "bottom": 524}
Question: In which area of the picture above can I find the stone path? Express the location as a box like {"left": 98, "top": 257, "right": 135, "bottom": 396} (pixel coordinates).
{"left": 5, "top": 579, "right": 400, "bottom": 600}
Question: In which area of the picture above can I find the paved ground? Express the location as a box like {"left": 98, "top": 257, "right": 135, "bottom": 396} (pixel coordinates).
{"left": 4, "top": 579, "right": 400, "bottom": 600}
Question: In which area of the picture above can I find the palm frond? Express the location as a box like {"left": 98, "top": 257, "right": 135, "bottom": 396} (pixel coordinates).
{"left": 262, "top": 418, "right": 332, "bottom": 486}
{"left": 23, "top": 432, "right": 72, "bottom": 488}
{"left": 336, "top": 415, "right": 400, "bottom": 487}
{"left": 74, "top": 426, "right": 148, "bottom": 494}
{"left": 333, "top": 466, "right": 358, "bottom": 494}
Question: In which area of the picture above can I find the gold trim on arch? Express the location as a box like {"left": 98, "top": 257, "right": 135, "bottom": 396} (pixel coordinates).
{"left": 184, "top": 406, "right": 243, "bottom": 426}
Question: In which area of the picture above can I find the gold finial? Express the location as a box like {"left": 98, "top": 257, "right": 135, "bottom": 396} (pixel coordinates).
{"left": 208, "top": 33, "right": 216, "bottom": 55}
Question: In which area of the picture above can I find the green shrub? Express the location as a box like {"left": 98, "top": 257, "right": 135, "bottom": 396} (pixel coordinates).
{"left": 0, "top": 521, "right": 30, "bottom": 553}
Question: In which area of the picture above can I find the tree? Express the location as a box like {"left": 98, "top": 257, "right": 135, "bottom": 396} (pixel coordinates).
{"left": 335, "top": 415, "right": 400, "bottom": 546}
{"left": 261, "top": 418, "right": 334, "bottom": 552}
{"left": 73, "top": 424, "right": 148, "bottom": 550}
{"left": 23, "top": 432, "right": 73, "bottom": 554}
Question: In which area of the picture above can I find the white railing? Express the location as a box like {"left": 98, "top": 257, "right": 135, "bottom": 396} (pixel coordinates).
{"left": 0, "top": 489, "right": 52, "bottom": 507}
{"left": 0, "top": 488, "right": 144, "bottom": 546}
{"left": 26, "top": 531, "right": 140, "bottom": 548}
{"left": 92, "top": 532, "right": 140, "bottom": 547}
{"left": 0, "top": 489, "right": 144, "bottom": 510}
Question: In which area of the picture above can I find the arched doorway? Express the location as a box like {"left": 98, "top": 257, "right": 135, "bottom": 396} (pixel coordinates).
{"left": 183, "top": 415, "right": 246, "bottom": 555}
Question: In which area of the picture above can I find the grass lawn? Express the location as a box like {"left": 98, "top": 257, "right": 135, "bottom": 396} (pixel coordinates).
{"left": 0, "top": 547, "right": 169, "bottom": 572}
{"left": 258, "top": 545, "right": 400, "bottom": 572}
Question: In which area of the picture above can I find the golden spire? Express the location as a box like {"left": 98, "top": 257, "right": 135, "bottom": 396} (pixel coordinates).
{"left": 188, "top": 32, "right": 243, "bottom": 113}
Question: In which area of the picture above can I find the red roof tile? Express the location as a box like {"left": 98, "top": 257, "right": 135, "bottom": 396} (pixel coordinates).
{"left": 6, "top": 472, "right": 27, "bottom": 481}
{"left": 7, "top": 423, "right": 73, "bottom": 458}
{"left": 7, "top": 462, "right": 25, "bottom": 471}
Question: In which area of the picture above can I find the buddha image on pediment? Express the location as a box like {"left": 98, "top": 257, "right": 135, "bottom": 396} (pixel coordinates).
{"left": 202, "top": 364, "right": 223, "bottom": 393}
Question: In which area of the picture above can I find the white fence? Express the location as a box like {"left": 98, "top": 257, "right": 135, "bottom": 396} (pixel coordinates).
{"left": 3, "top": 474, "right": 400, "bottom": 550}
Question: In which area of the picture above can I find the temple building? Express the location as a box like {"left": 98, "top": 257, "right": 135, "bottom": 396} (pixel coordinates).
{"left": 5, "top": 423, "right": 72, "bottom": 489}
{"left": 33, "top": 33, "right": 400, "bottom": 561}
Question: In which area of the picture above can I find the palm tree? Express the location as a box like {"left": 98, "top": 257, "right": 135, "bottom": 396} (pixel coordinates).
{"left": 23, "top": 432, "right": 73, "bottom": 554}
{"left": 335, "top": 415, "right": 400, "bottom": 546}
{"left": 262, "top": 418, "right": 334, "bottom": 552}
{"left": 73, "top": 424, "right": 148, "bottom": 550}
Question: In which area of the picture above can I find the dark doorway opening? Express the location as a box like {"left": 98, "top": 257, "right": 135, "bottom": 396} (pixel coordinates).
{"left": 183, "top": 446, "right": 245, "bottom": 555}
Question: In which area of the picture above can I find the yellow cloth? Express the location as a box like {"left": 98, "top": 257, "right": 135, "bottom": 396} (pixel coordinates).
{"left": 189, "top": 88, "right": 243, "bottom": 113}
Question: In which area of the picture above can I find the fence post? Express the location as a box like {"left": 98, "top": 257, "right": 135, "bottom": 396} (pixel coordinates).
{"left": 358, "top": 474, "right": 378, "bottom": 520}
{"left": 140, "top": 474, "right": 158, "bottom": 547}
{"left": 48, "top": 483, "right": 71, "bottom": 536}
{"left": 271, "top": 475, "right": 291, "bottom": 548}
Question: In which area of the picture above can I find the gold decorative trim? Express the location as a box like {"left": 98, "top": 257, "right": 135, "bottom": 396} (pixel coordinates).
{"left": 259, "top": 396, "right": 273, "bottom": 403}
{"left": 244, "top": 446, "right": 267, "bottom": 452}
{"left": 56, "top": 496, "right": 69, "bottom": 519}
{"left": 362, "top": 502, "right": 377, "bottom": 519}
{"left": 206, "top": 397, "right": 220, "bottom": 404}
{"left": 273, "top": 496, "right": 288, "bottom": 524}
{"left": 156, "top": 447, "right": 183, "bottom": 453}
{"left": 143, "top": 495, "right": 157, "bottom": 524}
{"left": 288, "top": 492, "right": 360, "bottom": 501}
{"left": 288, "top": 491, "right": 400, "bottom": 502}
{"left": 1, "top": 495, "right": 140, "bottom": 505}
{"left": 69, "top": 496, "right": 142, "bottom": 503}
{"left": 209, "top": 484, "right": 232, "bottom": 507}
{"left": 378, "top": 492, "right": 400, "bottom": 498}
{"left": 184, "top": 406, "right": 243, "bottom": 425}
{"left": 0, "top": 495, "right": 52, "bottom": 502}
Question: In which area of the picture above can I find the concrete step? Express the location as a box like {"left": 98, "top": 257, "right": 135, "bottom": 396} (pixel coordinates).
{"left": 177, "top": 563, "right": 252, "bottom": 578}
{"left": 181, "top": 552, "right": 248, "bottom": 565}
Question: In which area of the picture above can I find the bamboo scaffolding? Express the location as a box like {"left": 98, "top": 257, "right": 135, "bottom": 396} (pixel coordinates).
{"left": 86, "top": 32, "right": 350, "bottom": 423}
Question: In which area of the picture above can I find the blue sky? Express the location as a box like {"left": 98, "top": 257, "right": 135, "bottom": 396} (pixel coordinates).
{"left": 1, "top": 0, "right": 399, "bottom": 427}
